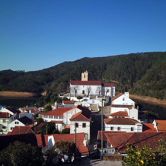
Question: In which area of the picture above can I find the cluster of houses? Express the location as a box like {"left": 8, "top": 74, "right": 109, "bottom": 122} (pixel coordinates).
{"left": 0, "top": 71, "right": 166, "bottom": 159}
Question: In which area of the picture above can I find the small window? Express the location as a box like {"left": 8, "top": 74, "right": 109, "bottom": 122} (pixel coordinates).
{"left": 75, "top": 123, "right": 78, "bottom": 128}
{"left": 110, "top": 127, "right": 114, "bottom": 130}
{"left": 82, "top": 123, "right": 86, "bottom": 128}
{"left": 3, "top": 119, "right": 6, "bottom": 123}
{"left": 82, "top": 90, "right": 85, "bottom": 94}
{"left": 131, "top": 127, "right": 134, "bottom": 131}
{"left": 10, "top": 127, "right": 13, "bottom": 130}
{"left": 117, "top": 127, "right": 121, "bottom": 131}
{"left": 15, "top": 121, "right": 19, "bottom": 124}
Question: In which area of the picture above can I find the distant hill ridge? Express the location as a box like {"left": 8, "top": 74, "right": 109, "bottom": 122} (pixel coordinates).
{"left": 0, "top": 52, "right": 166, "bottom": 99}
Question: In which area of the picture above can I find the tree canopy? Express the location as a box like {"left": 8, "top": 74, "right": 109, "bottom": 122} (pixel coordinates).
{"left": 0, "top": 141, "right": 44, "bottom": 166}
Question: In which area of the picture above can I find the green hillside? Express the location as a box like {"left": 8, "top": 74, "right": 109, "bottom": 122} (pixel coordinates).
{"left": 0, "top": 52, "right": 166, "bottom": 99}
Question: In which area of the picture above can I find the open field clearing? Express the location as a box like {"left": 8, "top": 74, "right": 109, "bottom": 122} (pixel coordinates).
{"left": 130, "top": 94, "right": 166, "bottom": 108}
{"left": 0, "top": 91, "right": 36, "bottom": 98}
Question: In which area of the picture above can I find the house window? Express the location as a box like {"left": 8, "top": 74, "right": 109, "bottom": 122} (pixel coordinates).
{"left": 82, "top": 123, "right": 86, "bottom": 128}
{"left": 15, "top": 121, "right": 19, "bottom": 124}
{"left": 82, "top": 90, "right": 85, "bottom": 95}
{"left": 10, "top": 127, "right": 13, "bottom": 130}
{"left": 131, "top": 127, "right": 134, "bottom": 131}
{"left": 117, "top": 127, "right": 121, "bottom": 131}
{"left": 2, "top": 119, "right": 6, "bottom": 123}
{"left": 110, "top": 127, "right": 114, "bottom": 130}
{"left": 75, "top": 123, "right": 78, "bottom": 128}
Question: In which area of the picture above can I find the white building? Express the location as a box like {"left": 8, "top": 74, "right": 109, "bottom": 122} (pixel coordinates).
{"left": 104, "top": 92, "right": 142, "bottom": 133}
{"left": 104, "top": 117, "right": 142, "bottom": 132}
{"left": 70, "top": 112, "right": 91, "bottom": 140}
{"left": 39, "top": 107, "right": 82, "bottom": 131}
{"left": 70, "top": 71, "right": 115, "bottom": 97}
{"left": 110, "top": 92, "right": 138, "bottom": 120}
{"left": 7, "top": 119, "right": 25, "bottom": 133}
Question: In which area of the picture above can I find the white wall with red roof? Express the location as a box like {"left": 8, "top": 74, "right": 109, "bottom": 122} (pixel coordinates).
{"left": 70, "top": 81, "right": 115, "bottom": 97}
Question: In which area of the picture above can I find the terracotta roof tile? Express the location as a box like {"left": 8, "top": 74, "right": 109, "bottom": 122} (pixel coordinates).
{"left": 53, "top": 133, "right": 89, "bottom": 155}
{"left": 0, "top": 112, "right": 10, "bottom": 118}
{"left": 36, "top": 133, "right": 89, "bottom": 155}
{"left": 143, "top": 123, "right": 157, "bottom": 132}
{"left": 7, "top": 126, "right": 33, "bottom": 135}
{"left": 70, "top": 80, "right": 102, "bottom": 86}
{"left": 104, "top": 117, "right": 140, "bottom": 125}
{"left": 111, "top": 104, "right": 133, "bottom": 109}
{"left": 111, "top": 111, "right": 128, "bottom": 117}
{"left": 40, "top": 107, "right": 74, "bottom": 116}
{"left": 70, "top": 112, "right": 90, "bottom": 121}
{"left": 70, "top": 80, "right": 115, "bottom": 87}
{"left": 97, "top": 131, "right": 166, "bottom": 153}
{"left": 119, "top": 132, "right": 166, "bottom": 152}
{"left": 156, "top": 120, "right": 166, "bottom": 131}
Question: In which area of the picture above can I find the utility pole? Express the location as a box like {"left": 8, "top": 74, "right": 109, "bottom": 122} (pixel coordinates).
{"left": 100, "top": 98, "right": 105, "bottom": 160}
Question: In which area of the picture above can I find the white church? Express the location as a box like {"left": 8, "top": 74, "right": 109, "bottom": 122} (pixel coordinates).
{"left": 70, "top": 71, "right": 116, "bottom": 97}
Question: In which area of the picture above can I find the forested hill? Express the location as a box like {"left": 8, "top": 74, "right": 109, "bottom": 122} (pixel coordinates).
{"left": 0, "top": 52, "right": 166, "bottom": 99}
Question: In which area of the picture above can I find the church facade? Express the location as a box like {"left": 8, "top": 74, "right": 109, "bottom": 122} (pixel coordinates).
{"left": 70, "top": 71, "right": 115, "bottom": 97}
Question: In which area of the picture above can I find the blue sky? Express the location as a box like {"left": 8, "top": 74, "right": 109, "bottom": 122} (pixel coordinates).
{"left": 0, "top": 0, "right": 166, "bottom": 71}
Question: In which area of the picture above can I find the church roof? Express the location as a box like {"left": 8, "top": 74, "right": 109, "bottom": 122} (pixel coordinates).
{"left": 70, "top": 80, "right": 115, "bottom": 87}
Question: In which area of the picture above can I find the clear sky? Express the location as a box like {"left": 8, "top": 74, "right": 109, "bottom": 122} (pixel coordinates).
{"left": 0, "top": 0, "right": 166, "bottom": 71}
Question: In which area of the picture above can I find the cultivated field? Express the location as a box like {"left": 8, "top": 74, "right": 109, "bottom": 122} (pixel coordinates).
{"left": 0, "top": 91, "right": 36, "bottom": 98}
{"left": 130, "top": 94, "right": 166, "bottom": 108}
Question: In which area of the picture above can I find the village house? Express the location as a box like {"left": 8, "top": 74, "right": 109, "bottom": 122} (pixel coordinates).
{"left": 70, "top": 71, "right": 116, "bottom": 97}
{"left": 70, "top": 107, "right": 91, "bottom": 140}
{"left": 103, "top": 92, "right": 142, "bottom": 133}
{"left": 97, "top": 131, "right": 166, "bottom": 155}
{"left": 104, "top": 116, "right": 142, "bottom": 133}
{"left": 39, "top": 106, "right": 91, "bottom": 140}
{"left": 110, "top": 92, "right": 138, "bottom": 120}
{"left": 36, "top": 133, "right": 89, "bottom": 157}
{"left": 39, "top": 107, "right": 82, "bottom": 131}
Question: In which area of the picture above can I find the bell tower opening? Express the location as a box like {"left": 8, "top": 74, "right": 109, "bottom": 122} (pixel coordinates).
{"left": 81, "top": 70, "right": 88, "bottom": 81}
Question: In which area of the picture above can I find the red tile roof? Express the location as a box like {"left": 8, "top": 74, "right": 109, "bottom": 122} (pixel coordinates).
{"left": 36, "top": 133, "right": 89, "bottom": 155}
{"left": 36, "top": 134, "right": 45, "bottom": 147}
{"left": 70, "top": 80, "right": 115, "bottom": 87}
{"left": 105, "top": 132, "right": 133, "bottom": 148}
{"left": 143, "top": 123, "right": 157, "bottom": 132}
{"left": 54, "top": 133, "right": 89, "bottom": 155}
{"left": 97, "top": 131, "right": 166, "bottom": 153}
{"left": 40, "top": 107, "right": 74, "bottom": 116}
{"left": 111, "top": 104, "right": 133, "bottom": 109}
{"left": 119, "top": 132, "right": 166, "bottom": 152}
{"left": 0, "top": 112, "right": 10, "bottom": 118}
{"left": 7, "top": 126, "right": 33, "bottom": 135}
{"left": 63, "top": 100, "right": 75, "bottom": 104}
{"left": 155, "top": 120, "right": 166, "bottom": 131}
{"left": 111, "top": 111, "right": 128, "bottom": 117}
{"left": 70, "top": 112, "right": 90, "bottom": 121}
{"left": 104, "top": 117, "right": 140, "bottom": 125}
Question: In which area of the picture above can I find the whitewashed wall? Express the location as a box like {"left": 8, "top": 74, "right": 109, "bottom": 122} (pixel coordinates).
{"left": 112, "top": 92, "right": 135, "bottom": 106}
{"left": 70, "top": 121, "right": 90, "bottom": 140}
{"left": 104, "top": 123, "right": 142, "bottom": 133}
